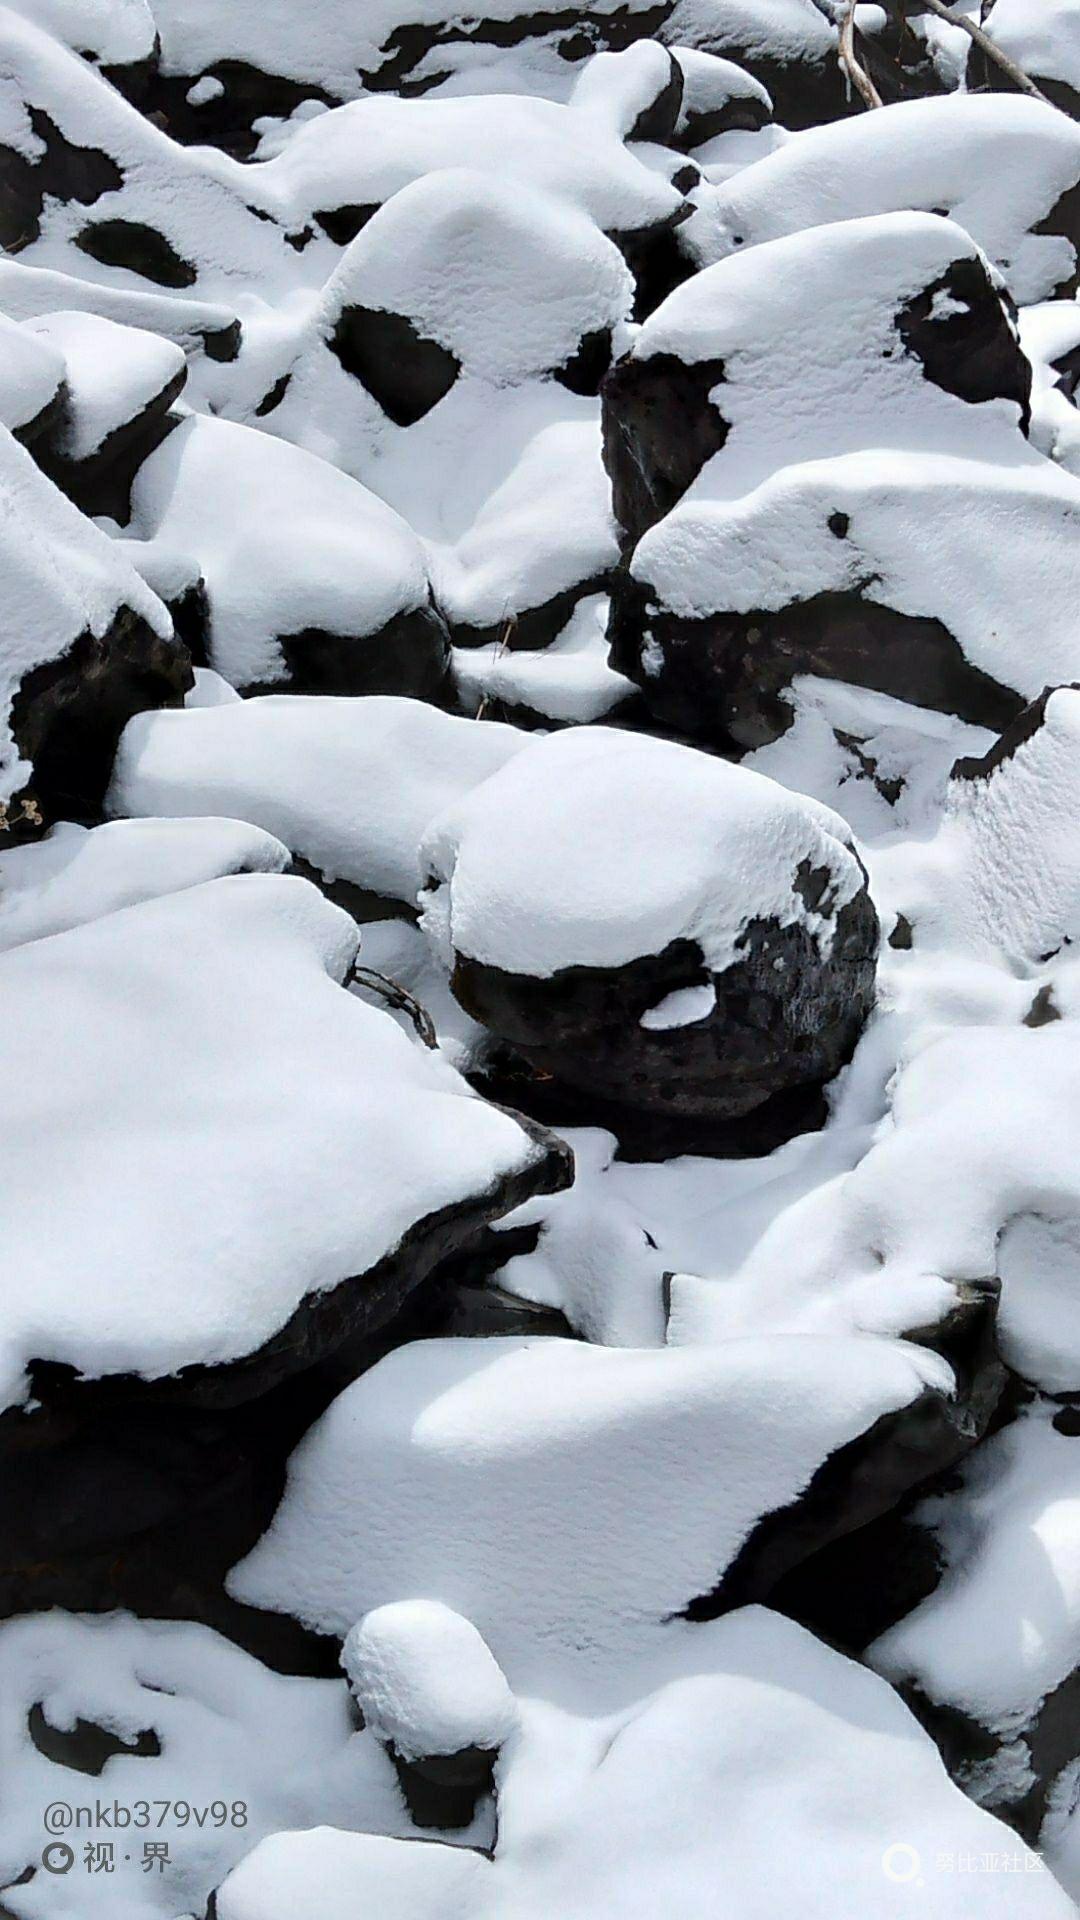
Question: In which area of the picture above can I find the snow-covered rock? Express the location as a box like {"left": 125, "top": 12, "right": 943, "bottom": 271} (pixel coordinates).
{"left": 0, "top": 872, "right": 568, "bottom": 1415}
{"left": 871, "top": 1398, "right": 1080, "bottom": 1834}
{"left": 343, "top": 1602, "right": 517, "bottom": 1763}
{"left": 0, "top": 8, "right": 297, "bottom": 300}
{"left": 0, "top": 1609, "right": 418, "bottom": 1920}
{"left": 123, "top": 414, "right": 449, "bottom": 696}
{"left": 0, "top": 814, "right": 288, "bottom": 950}
{"left": 214, "top": 1608, "right": 1074, "bottom": 1920}
{"left": 24, "top": 310, "right": 186, "bottom": 466}
{"left": 258, "top": 83, "right": 686, "bottom": 255}
{"left": 0, "top": 257, "right": 241, "bottom": 361}
{"left": 229, "top": 1326, "right": 986, "bottom": 1701}
{"left": 662, "top": 0, "right": 849, "bottom": 129}
{"left": 604, "top": 211, "right": 1080, "bottom": 748}
{"left": 147, "top": 0, "right": 682, "bottom": 112}
{"left": 971, "top": 0, "right": 1080, "bottom": 121}
{"left": 0, "top": 311, "right": 65, "bottom": 442}
{"left": 342, "top": 1601, "right": 518, "bottom": 1828}
{"left": 23, "top": 309, "right": 187, "bottom": 520}
{"left": 418, "top": 724, "right": 877, "bottom": 1130}
{"left": 0, "top": 423, "right": 188, "bottom": 825}
{"left": 109, "top": 694, "right": 528, "bottom": 911}
{"left": 694, "top": 94, "right": 1080, "bottom": 305}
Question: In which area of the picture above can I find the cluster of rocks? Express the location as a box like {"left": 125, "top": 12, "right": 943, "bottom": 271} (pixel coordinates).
{"left": 5, "top": 3, "right": 1080, "bottom": 1917}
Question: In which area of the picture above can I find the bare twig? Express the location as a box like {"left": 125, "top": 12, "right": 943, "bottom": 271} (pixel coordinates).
{"left": 350, "top": 965, "right": 438, "bottom": 1049}
{"left": 474, "top": 613, "right": 517, "bottom": 721}
{"left": 838, "top": 0, "right": 884, "bottom": 108}
{"left": 915, "top": 0, "right": 1049, "bottom": 103}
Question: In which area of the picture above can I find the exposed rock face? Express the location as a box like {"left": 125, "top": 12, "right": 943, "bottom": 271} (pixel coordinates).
{"left": 451, "top": 897, "right": 879, "bottom": 1127}
{"left": 8, "top": 604, "right": 193, "bottom": 824}
{"left": 0, "top": 426, "right": 191, "bottom": 832}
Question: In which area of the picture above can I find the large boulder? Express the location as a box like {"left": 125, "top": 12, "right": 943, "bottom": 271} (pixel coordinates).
{"left": 688, "top": 93, "right": 1080, "bottom": 305}
{"left": 601, "top": 212, "right": 1080, "bottom": 750}
{"left": 230, "top": 1328, "right": 987, "bottom": 1695}
{"left": 418, "top": 725, "right": 878, "bottom": 1136}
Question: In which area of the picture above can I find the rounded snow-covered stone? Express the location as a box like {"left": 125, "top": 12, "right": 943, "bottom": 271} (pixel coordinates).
{"left": 0, "top": 314, "right": 65, "bottom": 444}
{"left": 569, "top": 41, "right": 683, "bottom": 146}
{"left": 232, "top": 1327, "right": 987, "bottom": 1702}
{"left": 419, "top": 725, "right": 877, "bottom": 1127}
{"left": 0, "top": 872, "right": 569, "bottom": 1418}
{"left": 670, "top": 46, "right": 773, "bottom": 148}
{"left": 662, "top": 0, "right": 848, "bottom": 130}
{"left": 968, "top": 0, "right": 1080, "bottom": 122}
{"left": 321, "top": 169, "right": 633, "bottom": 413}
{"left": 126, "top": 413, "right": 449, "bottom": 698}
{"left": 343, "top": 1601, "right": 517, "bottom": 1761}
{"left": 696, "top": 93, "right": 1080, "bottom": 305}
{"left": 24, "top": 311, "right": 186, "bottom": 466}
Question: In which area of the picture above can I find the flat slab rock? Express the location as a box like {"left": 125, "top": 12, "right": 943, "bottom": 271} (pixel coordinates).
{"left": 230, "top": 1322, "right": 991, "bottom": 1705}
{"left": 0, "top": 871, "right": 569, "bottom": 1418}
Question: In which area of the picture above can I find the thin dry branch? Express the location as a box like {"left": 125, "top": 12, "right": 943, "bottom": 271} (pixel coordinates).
{"left": 838, "top": 0, "right": 884, "bottom": 109}
{"left": 475, "top": 613, "right": 518, "bottom": 721}
{"left": 350, "top": 965, "right": 438, "bottom": 1049}
{"left": 912, "top": 0, "right": 1049, "bottom": 104}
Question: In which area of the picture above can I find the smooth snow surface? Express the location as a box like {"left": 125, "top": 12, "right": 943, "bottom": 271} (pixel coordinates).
{"left": 0, "top": 814, "right": 288, "bottom": 950}
{"left": 216, "top": 1609, "right": 1071, "bottom": 1920}
{"left": 109, "top": 695, "right": 527, "bottom": 906}
{"left": 232, "top": 1331, "right": 951, "bottom": 1700}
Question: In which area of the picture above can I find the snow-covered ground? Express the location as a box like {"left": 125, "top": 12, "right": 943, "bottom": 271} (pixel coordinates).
{"left": 5, "top": 3, "right": 1080, "bottom": 1916}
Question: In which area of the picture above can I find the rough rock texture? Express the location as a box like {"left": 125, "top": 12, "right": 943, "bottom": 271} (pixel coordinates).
{"left": 7, "top": 603, "right": 193, "bottom": 824}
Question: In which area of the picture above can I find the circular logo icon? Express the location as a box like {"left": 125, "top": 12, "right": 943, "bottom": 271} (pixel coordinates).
{"left": 882, "top": 1842, "right": 922, "bottom": 1884}
{"left": 41, "top": 1841, "right": 75, "bottom": 1875}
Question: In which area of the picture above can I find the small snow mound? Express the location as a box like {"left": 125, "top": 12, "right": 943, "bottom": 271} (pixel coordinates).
{"left": 342, "top": 1602, "right": 518, "bottom": 1761}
